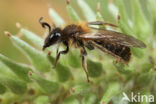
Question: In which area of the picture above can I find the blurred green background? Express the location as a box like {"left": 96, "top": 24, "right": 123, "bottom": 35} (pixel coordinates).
{"left": 0, "top": 0, "right": 156, "bottom": 104}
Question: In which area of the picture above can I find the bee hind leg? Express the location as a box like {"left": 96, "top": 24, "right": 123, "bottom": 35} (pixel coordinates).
{"left": 80, "top": 48, "right": 90, "bottom": 82}
{"left": 115, "top": 58, "right": 120, "bottom": 64}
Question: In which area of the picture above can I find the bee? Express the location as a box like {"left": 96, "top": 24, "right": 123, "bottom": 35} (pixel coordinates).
{"left": 39, "top": 17, "right": 146, "bottom": 82}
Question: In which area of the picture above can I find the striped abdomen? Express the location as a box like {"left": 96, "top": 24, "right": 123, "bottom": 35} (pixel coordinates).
{"left": 95, "top": 41, "right": 131, "bottom": 62}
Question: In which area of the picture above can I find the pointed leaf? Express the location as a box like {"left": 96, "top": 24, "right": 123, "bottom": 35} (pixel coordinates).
{"left": 117, "top": 16, "right": 134, "bottom": 35}
{"left": 0, "top": 53, "right": 31, "bottom": 82}
{"left": 21, "top": 28, "right": 43, "bottom": 48}
{"left": 63, "top": 96, "right": 79, "bottom": 104}
{"left": 0, "top": 75, "right": 27, "bottom": 94}
{"left": 140, "top": 90, "right": 151, "bottom": 104}
{"left": 137, "top": 71, "right": 155, "bottom": 87}
{"left": 131, "top": 48, "right": 144, "bottom": 58}
{"left": 131, "top": 0, "right": 151, "bottom": 39}
{"left": 29, "top": 72, "right": 59, "bottom": 94}
{"left": 0, "top": 61, "right": 18, "bottom": 79}
{"left": 77, "top": 0, "right": 96, "bottom": 21}
{"left": 117, "top": 0, "right": 132, "bottom": 28}
{"left": 0, "top": 83, "right": 6, "bottom": 94}
{"left": 34, "top": 96, "right": 51, "bottom": 104}
{"left": 47, "top": 53, "right": 71, "bottom": 82}
{"left": 56, "top": 64, "right": 71, "bottom": 82}
{"left": 141, "top": 62, "right": 153, "bottom": 73}
{"left": 96, "top": 12, "right": 104, "bottom": 22}
{"left": 67, "top": 50, "right": 81, "bottom": 68}
{"left": 149, "top": 0, "right": 156, "bottom": 35}
{"left": 66, "top": 2, "right": 81, "bottom": 22}
{"left": 10, "top": 35, "right": 51, "bottom": 72}
{"left": 87, "top": 59, "right": 103, "bottom": 78}
{"left": 82, "top": 93, "right": 97, "bottom": 104}
{"left": 70, "top": 83, "right": 90, "bottom": 96}
{"left": 108, "top": 1, "right": 118, "bottom": 19}
{"left": 113, "top": 61, "right": 134, "bottom": 74}
{"left": 100, "top": 82, "right": 121, "bottom": 104}
{"left": 49, "top": 8, "right": 65, "bottom": 26}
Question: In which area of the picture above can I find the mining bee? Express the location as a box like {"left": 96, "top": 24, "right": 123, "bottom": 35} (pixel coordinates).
{"left": 39, "top": 17, "right": 146, "bottom": 82}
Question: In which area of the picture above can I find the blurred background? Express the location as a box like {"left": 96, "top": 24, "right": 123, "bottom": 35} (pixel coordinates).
{"left": 0, "top": 0, "right": 155, "bottom": 104}
{"left": 0, "top": 0, "right": 150, "bottom": 64}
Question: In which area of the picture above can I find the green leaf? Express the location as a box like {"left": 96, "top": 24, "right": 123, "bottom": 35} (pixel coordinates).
{"left": 0, "top": 75, "right": 27, "bottom": 95}
{"left": 21, "top": 28, "right": 43, "bottom": 48}
{"left": 70, "top": 83, "right": 90, "bottom": 96}
{"left": 131, "top": 48, "right": 144, "bottom": 58}
{"left": 0, "top": 83, "right": 6, "bottom": 94}
{"left": 140, "top": 90, "right": 151, "bottom": 104}
{"left": 49, "top": 8, "right": 65, "bottom": 26}
{"left": 77, "top": 0, "right": 96, "bottom": 21}
{"left": 0, "top": 61, "right": 17, "bottom": 79}
{"left": 100, "top": 82, "right": 121, "bottom": 104}
{"left": 141, "top": 62, "right": 153, "bottom": 73}
{"left": 117, "top": 0, "right": 131, "bottom": 27}
{"left": 117, "top": 0, "right": 135, "bottom": 36}
{"left": 118, "top": 16, "right": 134, "bottom": 35}
{"left": 63, "top": 96, "right": 79, "bottom": 104}
{"left": 113, "top": 61, "right": 134, "bottom": 74}
{"left": 20, "top": 28, "right": 58, "bottom": 65}
{"left": 66, "top": 3, "right": 81, "bottom": 22}
{"left": 87, "top": 59, "right": 103, "bottom": 78}
{"left": 56, "top": 64, "right": 71, "bottom": 82}
{"left": 149, "top": 0, "right": 156, "bottom": 35}
{"left": 131, "top": 0, "right": 151, "bottom": 39}
{"left": 82, "top": 93, "right": 97, "bottom": 104}
{"left": 10, "top": 35, "right": 51, "bottom": 72}
{"left": 46, "top": 53, "right": 71, "bottom": 82}
{"left": 137, "top": 71, "right": 155, "bottom": 87}
{"left": 0, "top": 53, "right": 32, "bottom": 82}
{"left": 108, "top": 1, "right": 118, "bottom": 18}
{"left": 33, "top": 96, "right": 51, "bottom": 104}
{"left": 67, "top": 50, "right": 81, "bottom": 68}
{"left": 96, "top": 5, "right": 105, "bottom": 29}
{"left": 96, "top": 12, "right": 104, "bottom": 22}
{"left": 29, "top": 72, "right": 59, "bottom": 94}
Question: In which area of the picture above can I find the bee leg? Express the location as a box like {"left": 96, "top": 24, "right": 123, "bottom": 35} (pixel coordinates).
{"left": 53, "top": 45, "right": 69, "bottom": 68}
{"left": 56, "top": 48, "right": 59, "bottom": 54}
{"left": 80, "top": 48, "right": 90, "bottom": 82}
{"left": 87, "top": 21, "right": 118, "bottom": 28}
{"left": 56, "top": 44, "right": 60, "bottom": 54}
{"left": 115, "top": 58, "right": 120, "bottom": 64}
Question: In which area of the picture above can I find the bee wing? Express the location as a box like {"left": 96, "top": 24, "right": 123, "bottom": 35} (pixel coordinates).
{"left": 78, "top": 30, "right": 146, "bottom": 48}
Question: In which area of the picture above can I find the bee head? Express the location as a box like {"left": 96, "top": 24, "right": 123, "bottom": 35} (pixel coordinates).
{"left": 39, "top": 17, "right": 63, "bottom": 50}
{"left": 43, "top": 28, "right": 62, "bottom": 50}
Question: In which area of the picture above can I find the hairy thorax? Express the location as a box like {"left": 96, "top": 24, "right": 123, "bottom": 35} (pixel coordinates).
{"left": 62, "top": 22, "right": 91, "bottom": 47}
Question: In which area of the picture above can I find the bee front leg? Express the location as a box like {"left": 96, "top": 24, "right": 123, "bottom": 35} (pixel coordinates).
{"left": 80, "top": 48, "right": 90, "bottom": 82}
{"left": 53, "top": 45, "right": 69, "bottom": 68}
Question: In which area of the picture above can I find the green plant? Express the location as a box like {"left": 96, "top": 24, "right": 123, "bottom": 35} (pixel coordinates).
{"left": 0, "top": 0, "right": 156, "bottom": 104}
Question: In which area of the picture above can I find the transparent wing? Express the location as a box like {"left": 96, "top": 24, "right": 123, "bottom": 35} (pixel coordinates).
{"left": 78, "top": 30, "right": 146, "bottom": 48}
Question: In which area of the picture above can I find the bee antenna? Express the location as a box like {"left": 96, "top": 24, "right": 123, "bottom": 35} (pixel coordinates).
{"left": 39, "top": 17, "right": 52, "bottom": 34}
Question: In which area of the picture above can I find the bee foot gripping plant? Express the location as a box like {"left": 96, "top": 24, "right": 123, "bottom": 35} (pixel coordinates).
{"left": 0, "top": 0, "right": 156, "bottom": 104}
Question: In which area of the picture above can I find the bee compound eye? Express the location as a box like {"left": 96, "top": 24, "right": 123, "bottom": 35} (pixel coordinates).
{"left": 50, "top": 34, "right": 54, "bottom": 39}
{"left": 55, "top": 33, "right": 61, "bottom": 37}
